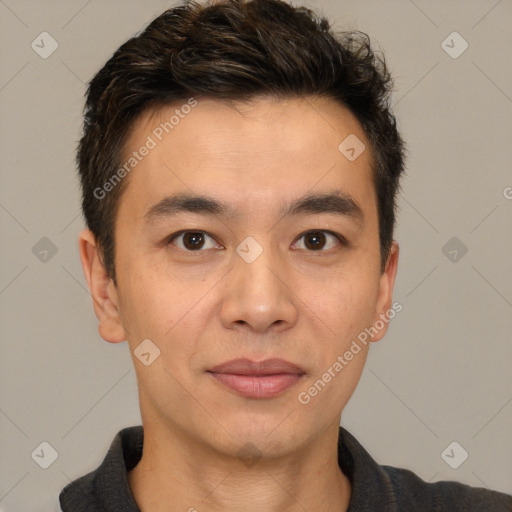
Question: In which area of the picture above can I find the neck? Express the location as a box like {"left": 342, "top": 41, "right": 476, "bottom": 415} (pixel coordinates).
{"left": 128, "top": 420, "right": 351, "bottom": 512}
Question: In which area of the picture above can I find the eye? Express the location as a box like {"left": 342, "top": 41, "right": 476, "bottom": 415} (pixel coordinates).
{"left": 167, "top": 231, "right": 221, "bottom": 251}
{"left": 292, "top": 230, "right": 346, "bottom": 252}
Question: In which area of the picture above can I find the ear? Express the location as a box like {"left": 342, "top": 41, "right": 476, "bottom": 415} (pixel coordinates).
{"left": 371, "top": 241, "right": 399, "bottom": 342}
{"left": 78, "top": 228, "right": 127, "bottom": 343}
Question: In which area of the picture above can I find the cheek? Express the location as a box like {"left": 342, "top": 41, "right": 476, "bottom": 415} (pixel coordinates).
{"left": 118, "top": 262, "right": 213, "bottom": 365}
{"left": 116, "top": 261, "right": 173, "bottom": 339}
{"left": 297, "top": 276, "right": 375, "bottom": 411}
{"left": 301, "top": 267, "right": 380, "bottom": 342}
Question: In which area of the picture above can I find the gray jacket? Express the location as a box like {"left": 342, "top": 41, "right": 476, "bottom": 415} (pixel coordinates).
{"left": 59, "top": 425, "right": 512, "bottom": 511}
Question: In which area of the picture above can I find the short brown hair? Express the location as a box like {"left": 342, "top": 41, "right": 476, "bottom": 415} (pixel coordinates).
{"left": 77, "top": 0, "right": 405, "bottom": 282}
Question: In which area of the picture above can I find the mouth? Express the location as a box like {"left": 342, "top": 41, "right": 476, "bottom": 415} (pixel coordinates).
{"left": 207, "top": 358, "right": 306, "bottom": 399}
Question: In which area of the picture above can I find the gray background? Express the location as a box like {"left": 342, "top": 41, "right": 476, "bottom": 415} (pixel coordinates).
{"left": 1, "top": 0, "right": 511, "bottom": 510}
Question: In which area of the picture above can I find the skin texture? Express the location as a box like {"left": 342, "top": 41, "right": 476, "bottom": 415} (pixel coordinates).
{"left": 79, "top": 96, "right": 399, "bottom": 512}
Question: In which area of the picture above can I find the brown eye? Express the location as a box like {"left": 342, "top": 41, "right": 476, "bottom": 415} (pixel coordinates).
{"left": 293, "top": 231, "right": 344, "bottom": 251}
{"left": 304, "top": 232, "right": 327, "bottom": 250}
{"left": 182, "top": 232, "right": 205, "bottom": 250}
{"left": 168, "top": 231, "right": 219, "bottom": 251}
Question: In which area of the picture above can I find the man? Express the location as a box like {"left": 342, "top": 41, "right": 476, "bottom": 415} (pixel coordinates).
{"left": 59, "top": 0, "right": 512, "bottom": 510}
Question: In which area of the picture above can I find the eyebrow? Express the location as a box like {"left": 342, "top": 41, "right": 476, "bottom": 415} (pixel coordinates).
{"left": 143, "top": 190, "right": 364, "bottom": 225}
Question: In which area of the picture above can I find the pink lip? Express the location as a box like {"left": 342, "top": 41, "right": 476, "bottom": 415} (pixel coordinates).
{"left": 207, "top": 358, "right": 305, "bottom": 399}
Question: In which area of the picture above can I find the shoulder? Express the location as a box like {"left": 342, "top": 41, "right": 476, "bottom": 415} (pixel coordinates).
{"left": 383, "top": 465, "right": 512, "bottom": 511}
{"left": 59, "top": 426, "right": 143, "bottom": 511}
{"left": 339, "top": 427, "right": 512, "bottom": 511}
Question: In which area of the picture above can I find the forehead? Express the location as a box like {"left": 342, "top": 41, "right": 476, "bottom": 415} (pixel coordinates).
{"left": 117, "top": 96, "right": 376, "bottom": 223}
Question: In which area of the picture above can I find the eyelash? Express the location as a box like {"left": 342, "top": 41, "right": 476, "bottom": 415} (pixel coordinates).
{"left": 166, "top": 230, "right": 348, "bottom": 253}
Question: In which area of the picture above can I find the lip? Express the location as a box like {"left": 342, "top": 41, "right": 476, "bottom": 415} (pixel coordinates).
{"left": 207, "top": 358, "right": 305, "bottom": 399}
{"left": 209, "top": 358, "right": 305, "bottom": 375}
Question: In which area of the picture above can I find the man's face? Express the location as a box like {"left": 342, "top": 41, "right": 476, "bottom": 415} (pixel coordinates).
{"left": 82, "top": 96, "right": 398, "bottom": 458}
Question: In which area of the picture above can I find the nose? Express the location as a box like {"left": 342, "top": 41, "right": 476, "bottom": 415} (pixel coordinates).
{"left": 219, "top": 240, "right": 299, "bottom": 334}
